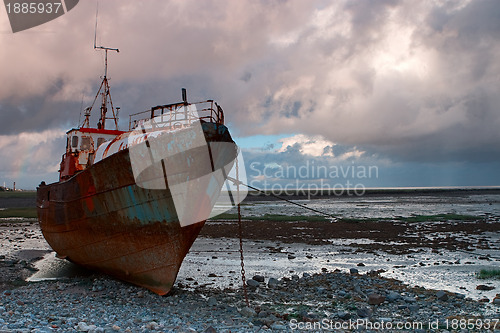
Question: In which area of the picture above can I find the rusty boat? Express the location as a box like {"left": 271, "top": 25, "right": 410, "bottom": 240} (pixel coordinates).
{"left": 36, "top": 50, "right": 238, "bottom": 295}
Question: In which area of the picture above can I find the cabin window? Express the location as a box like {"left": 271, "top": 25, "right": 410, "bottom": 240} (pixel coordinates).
{"left": 97, "top": 137, "right": 106, "bottom": 149}
{"left": 71, "top": 136, "right": 79, "bottom": 148}
{"left": 81, "top": 137, "right": 91, "bottom": 150}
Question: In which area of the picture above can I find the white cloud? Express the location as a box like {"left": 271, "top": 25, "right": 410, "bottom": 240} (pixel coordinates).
{"left": 0, "top": 129, "right": 65, "bottom": 176}
{"left": 278, "top": 134, "right": 334, "bottom": 156}
{"left": 276, "top": 134, "right": 366, "bottom": 161}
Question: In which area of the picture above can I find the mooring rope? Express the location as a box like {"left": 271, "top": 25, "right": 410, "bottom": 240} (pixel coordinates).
{"left": 226, "top": 176, "right": 337, "bottom": 221}
{"left": 225, "top": 174, "right": 500, "bottom": 306}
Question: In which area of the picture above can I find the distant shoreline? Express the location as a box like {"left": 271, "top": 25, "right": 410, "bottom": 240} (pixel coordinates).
{"left": 242, "top": 186, "right": 500, "bottom": 201}
{"left": 2, "top": 187, "right": 500, "bottom": 208}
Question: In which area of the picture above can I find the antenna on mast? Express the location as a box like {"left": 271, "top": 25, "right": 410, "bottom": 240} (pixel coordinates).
{"left": 94, "top": 0, "right": 119, "bottom": 76}
{"left": 93, "top": 2, "right": 98, "bottom": 49}
{"left": 86, "top": 0, "right": 120, "bottom": 130}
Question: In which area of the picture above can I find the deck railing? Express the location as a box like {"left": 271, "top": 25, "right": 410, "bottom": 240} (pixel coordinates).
{"left": 128, "top": 100, "right": 224, "bottom": 131}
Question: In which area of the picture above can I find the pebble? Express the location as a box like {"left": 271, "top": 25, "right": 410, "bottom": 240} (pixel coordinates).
{"left": 270, "top": 322, "right": 287, "bottom": 330}
{"left": 337, "top": 311, "right": 350, "bottom": 320}
{"left": 0, "top": 267, "right": 495, "bottom": 332}
{"left": 239, "top": 306, "right": 257, "bottom": 317}
{"left": 436, "top": 290, "right": 449, "bottom": 301}
{"left": 207, "top": 296, "right": 217, "bottom": 306}
{"left": 356, "top": 307, "right": 371, "bottom": 318}
{"left": 349, "top": 268, "right": 359, "bottom": 275}
{"left": 408, "top": 304, "right": 420, "bottom": 312}
{"left": 145, "top": 321, "right": 159, "bottom": 330}
{"left": 77, "top": 322, "right": 96, "bottom": 332}
{"left": 252, "top": 275, "right": 265, "bottom": 282}
{"left": 246, "top": 279, "right": 260, "bottom": 288}
{"left": 403, "top": 296, "right": 417, "bottom": 303}
{"left": 386, "top": 291, "right": 401, "bottom": 302}
{"left": 267, "top": 277, "right": 279, "bottom": 288}
{"left": 368, "top": 293, "right": 386, "bottom": 305}
{"left": 476, "top": 284, "right": 495, "bottom": 291}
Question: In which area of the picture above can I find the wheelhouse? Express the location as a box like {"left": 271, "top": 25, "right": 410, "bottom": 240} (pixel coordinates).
{"left": 59, "top": 128, "right": 124, "bottom": 181}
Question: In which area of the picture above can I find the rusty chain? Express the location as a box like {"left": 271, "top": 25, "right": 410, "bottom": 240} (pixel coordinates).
{"left": 235, "top": 155, "right": 249, "bottom": 307}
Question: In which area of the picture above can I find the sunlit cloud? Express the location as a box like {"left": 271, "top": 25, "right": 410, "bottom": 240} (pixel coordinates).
{"left": 0, "top": 129, "right": 65, "bottom": 177}
{"left": 276, "top": 134, "right": 364, "bottom": 161}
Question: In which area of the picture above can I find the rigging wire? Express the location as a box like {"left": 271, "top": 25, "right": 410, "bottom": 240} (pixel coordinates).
{"left": 77, "top": 92, "right": 84, "bottom": 128}
{"left": 225, "top": 170, "right": 500, "bottom": 306}
{"left": 226, "top": 176, "right": 338, "bottom": 221}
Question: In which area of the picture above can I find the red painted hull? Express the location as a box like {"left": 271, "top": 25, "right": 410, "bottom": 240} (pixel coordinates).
{"left": 37, "top": 123, "right": 236, "bottom": 295}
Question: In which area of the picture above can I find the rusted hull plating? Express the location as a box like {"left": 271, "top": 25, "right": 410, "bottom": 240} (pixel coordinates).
{"left": 37, "top": 123, "right": 236, "bottom": 295}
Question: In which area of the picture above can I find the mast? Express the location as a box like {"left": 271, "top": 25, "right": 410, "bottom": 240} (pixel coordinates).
{"left": 82, "top": 2, "right": 120, "bottom": 130}
{"left": 92, "top": 46, "right": 119, "bottom": 130}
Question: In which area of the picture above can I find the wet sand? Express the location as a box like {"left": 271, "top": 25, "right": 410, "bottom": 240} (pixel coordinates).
{"left": 0, "top": 190, "right": 499, "bottom": 331}
{"left": 0, "top": 217, "right": 499, "bottom": 331}
{"left": 1, "top": 217, "right": 499, "bottom": 302}
{"left": 201, "top": 217, "right": 499, "bottom": 252}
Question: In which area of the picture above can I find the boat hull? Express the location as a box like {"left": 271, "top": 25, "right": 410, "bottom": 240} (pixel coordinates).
{"left": 37, "top": 123, "right": 236, "bottom": 295}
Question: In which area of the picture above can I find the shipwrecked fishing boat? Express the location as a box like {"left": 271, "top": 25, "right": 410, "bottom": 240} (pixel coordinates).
{"left": 36, "top": 48, "right": 240, "bottom": 295}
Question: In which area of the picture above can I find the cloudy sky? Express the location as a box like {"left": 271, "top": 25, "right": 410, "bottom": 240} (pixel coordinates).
{"left": 1, "top": 0, "right": 500, "bottom": 190}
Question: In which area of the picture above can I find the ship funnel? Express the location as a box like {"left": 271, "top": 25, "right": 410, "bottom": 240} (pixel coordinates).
{"left": 182, "top": 88, "right": 188, "bottom": 104}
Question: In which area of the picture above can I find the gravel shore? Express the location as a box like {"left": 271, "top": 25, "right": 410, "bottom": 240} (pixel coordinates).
{"left": 1, "top": 263, "right": 499, "bottom": 332}
{"left": 1, "top": 220, "right": 499, "bottom": 332}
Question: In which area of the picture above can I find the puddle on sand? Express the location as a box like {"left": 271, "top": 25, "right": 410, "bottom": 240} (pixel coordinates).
{"left": 26, "top": 237, "right": 499, "bottom": 303}
{"left": 27, "top": 252, "right": 93, "bottom": 282}
{"left": 178, "top": 237, "right": 500, "bottom": 303}
{"left": 23, "top": 236, "right": 499, "bottom": 316}
{"left": 240, "top": 194, "right": 500, "bottom": 220}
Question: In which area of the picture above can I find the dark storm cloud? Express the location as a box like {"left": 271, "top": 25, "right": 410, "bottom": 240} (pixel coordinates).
{"left": 0, "top": 83, "right": 82, "bottom": 135}
{"left": 239, "top": 0, "right": 500, "bottom": 163}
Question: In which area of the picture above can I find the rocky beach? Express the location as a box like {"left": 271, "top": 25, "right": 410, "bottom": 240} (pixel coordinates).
{"left": 1, "top": 218, "right": 499, "bottom": 332}
{"left": 1, "top": 190, "right": 499, "bottom": 332}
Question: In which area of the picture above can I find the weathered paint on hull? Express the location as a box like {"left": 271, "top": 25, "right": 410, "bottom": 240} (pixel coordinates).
{"left": 37, "top": 123, "right": 236, "bottom": 295}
